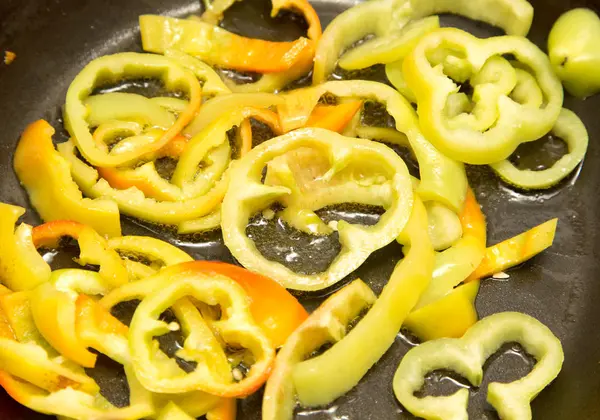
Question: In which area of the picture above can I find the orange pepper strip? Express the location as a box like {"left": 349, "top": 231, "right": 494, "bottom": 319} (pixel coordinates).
{"left": 238, "top": 109, "right": 283, "bottom": 156}
{"left": 304, "top": 101, "right": 363, "bottom": 133}
{"left": 194, "top": 261, "right": 308, "bottom": 348}
{"left": 467, "top": 218, "right": 558, "bottom": 282}
{"left": 75, "top": 294, "right": 129, "bottom": 339}
{"left": 271, "top": 0, "right": 322, "bottom": 41}
{"left": 31, "top": 220, "right": 85, "bottom": 249}
{"left": 206, "top": 397, "right": 237, "bottom": 420}
{"left": 460, "top": 187, "right": 487, "bottom": 248}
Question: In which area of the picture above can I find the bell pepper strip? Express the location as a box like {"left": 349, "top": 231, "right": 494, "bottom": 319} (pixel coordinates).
{"left": 312, "top": 0, "right": 533, "bottom": 84}
{"left": 139, "top": 15, "right": 315, "bottom": 74}
{"left": 85, "top": 92, "right": 176, "bottom": 128}
{"left": 0, "top": 204, "right": 50, "bottom": 291}
{"left": 291, "top": 198, "right": 434, "bottom": 406}
{"left": 151, "top": 96, "right": 190, "bottom": 113}
{"left": 339, "top": 16, "right": 440, "bottom": 70}
{"left": 262, "top": 279, "right": 375, "bottom": 420}
{"left": 0, "top": 307, "right": 14, "bottom": 340}
{"left": 426, "top": 201, "right": 463, "bottom": 251}
{"left": 177, "top": 206, "right": 222, "bottom": 234}
{"left": 64, "top": 52, "right": 201, "bottom": 168}
{"left": 490, "top": 108, "right": 589, "bottom": 189}
{"left": 29, "top": 270, "right": 110, "bottom": 368}
{"left": 128, "top": 263, "right": 275, "bottom": 396}
{"left": 109, "top": 235, "right": 193, "bottom": 268}
{"left": 202, "top": 0, "right": 321, "bottom": 41}
{"left": 0, "top": 337, "right": 97, "bottom": 394}
{"left": 222, "top": 126, "right": 414, "bottom": 291}
{"left": 13, "top": 120, "right": 121, "bottom": 238}
{"left": 206, "top": 397, "right": 237, "bottom": 420}
{"left": 548, "top": 8, "right": 600, "bottom": 98}
{"left": 276, "top": 80, "right": 467, "bottom": 212}
{"left": 303, "top": 101, "right": 364, "bottom": 133}
{"left": 414, "top": 188, "right": 486, "bottom": 309}
{"left": 403, "top": 28, "right": 564, "bottom": 165}
{"left": 157, "top": 402, "right": 197, "bottom": 420}
{"left": 0, "top": 367, "right": 155, "bottom": 420}
{"left": 164, "top": 49, "right": 231, "bottom": 96}
{"left": 404, "top": 279, "right": 479, "bottom": 341}
{"left": 0, "top": 292, "right": 56, "bottom": 353}
{"left": 468, "top": 218, "right": 558, "bottom": 282}
{"left": 393, "top": 312, "right": 564, "bottom": 420}
{"left": 386, "top": 59, "right": 418, "bottom": 103}
{"left": 31, "top": 220, "right": 128, "bottom": 288}
{"left": 184, "top": 92, "right": 282, "bottom": 137}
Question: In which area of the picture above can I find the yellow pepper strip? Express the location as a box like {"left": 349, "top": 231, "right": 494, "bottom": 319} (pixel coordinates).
{"left": 490, "top": 108, "right": 589, "bottom": 190}
{"left": 291, "top": 198, "right": 434, "bottom": 406}
{"left": 85, "top": 92, "right": 176, "bottom": 128}
{"left": 157, "top": 402, "right": 197, "bottom": 420}
{"left": 468, "top": 218, "right": 558, "bottom": 282}
{"left": 164, "top": 49, "right": 231, "bottom": 96}
{"left": 276, "top": 80, "right": 467, "bottom": 212}
{"left": 177, "top": 206, "right": 222, "bottom": 234}
{"left": 31, "top": 220, "right": 128, "bottom": 288}
{"left": 140, "top": 15, "right": 315, "bottom": 74}
{"left": 404, "top": 279, "right": 479, "bottom": 341}
{"left": 29, "top": 269, "right": 111, "bottom": 368}
{"left": 425, "top": 201, "right": 463, "bottom": 251}
{"left": 64, "top": 52, "right": 201, "bottom": 168}
{"left": 394, "top": 312, "right": 563, "bottom": 420}
{"left": 128, "top": 262, "right": 275, "bottom": 397}
{"left": 548, "top": 8, "right": 600, "bottom": 98}
{"left": 263, "top": 279, "right": 376, "bottom": 420}
{"left": 222, "top": 126, "right": 414, "bottom": 290}
{"left": 0, "top": 203, "right": 50, "bottom": 291}
{"left": 108, "top": 235, "right": 193, "bottom": 269}
{"left": 313, "top": 0, "right": 534, "bottom": 84}
{"left": 414, "top": 188, "right": 486, "bottom": 310}
{"left": 13, "top": 120, "right": 121, "bottom": 238}
{"left": 184, "top": 92, "right": 282, "bottom": 137}
{"left": 0, "top": 291, "right": 55, "bottom": 353}
{"left": 404, "top": 28, "right": 564, "bottom": 165}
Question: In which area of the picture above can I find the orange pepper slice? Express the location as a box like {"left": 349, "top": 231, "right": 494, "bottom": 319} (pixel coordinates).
{"left": 304, "top": 101, "right": 363, "bottom": 133}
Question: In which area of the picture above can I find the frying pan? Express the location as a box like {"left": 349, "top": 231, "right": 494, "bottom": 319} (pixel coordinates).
{"left": 1, "top": 0, "right": 599, "bottom": 418}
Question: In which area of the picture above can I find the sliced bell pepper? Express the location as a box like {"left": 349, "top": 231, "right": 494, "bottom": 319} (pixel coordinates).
{"left": 0, "top": 203, "right": 50, "bottom": 291}
{"left": 404, "top": 279, "right": 479, "bottom": 341}
{"left": 157, "top": 402, "right": 196, "bottom": 420}
{"left": 490, "top": 108, "right": 589, "bottom": 189}
{"left": 31, "top": 220, "right": 128, "bottom": 288}
{"left": 13, "top": 120, "right": 122, "bottom": 238}
{"left": 0, "top": 367, "right": 155, "bottom": 420}
{"left": 468, "top": 218, "right": 558, "bottom": 282}
{"left": 127, "top": 262, "right": 275, "bottom": 397}
{"left": 548, "top": 8, "right": 600, "bottom": 98}
{"left": 403, "top": 28, "right": 564, "bottom": 165}
{"left": 164, "top": 49, "right": 231, "bottom": 96}
{"left": 177, "top": 206, "right": 222, "bottom": 234}
{"left": 303, "top": 101, "right": 363, "bottom": 133}
{"left": 222, "top": 126, "right": 414, "bottom": 291}
{"left": 425, "top": 201, "right": 463, "bottom": 251}
{"left": 140, "top": 15, "right": 315, "bottom": 74}
{"left": 192, "top": 261, "right": 308, "bottom": 348}
{"left": 85, "top": 92, "right": 176, "bottom": 128}
{"left": 291, "top": 198, "right": 434, "bottom": 406}
{"left": 64, "top": 52, "right": 201, "bottom": 168}
{"left": 393, "top": 312, "right": 564, "bottom": 420}
{"left": 108, "top": 235, "right": 193, "bottom": 269}
{"left": 262, "top": 279, "right": 376, "bottom": 420}
{"left": 414, "top": 188, "right": 486, "bottom": 309}
{"left": 313, "top": 0, "right": 533, "bottom": 84}
{"left": 276, "top": 80, "right": 467, "bottom": 212}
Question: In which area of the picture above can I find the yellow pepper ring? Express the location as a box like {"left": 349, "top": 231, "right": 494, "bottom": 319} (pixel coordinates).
{"left": 64, "top": 52, "right": 202, "bottom": 168}
{"left": 221, "top": 126, "right": 414, "bottom": 291}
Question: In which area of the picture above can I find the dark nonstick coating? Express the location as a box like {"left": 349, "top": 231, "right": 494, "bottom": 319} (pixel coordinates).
{"left": 1, "top": 0, "right": 600, "bottom": 418}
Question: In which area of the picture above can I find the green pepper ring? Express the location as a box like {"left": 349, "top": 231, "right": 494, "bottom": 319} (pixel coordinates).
{"left": 490, "top": 108, "right": 588, "bottom": 189}
{"left": 64, "top": 52, "right": 202, "bottom": 168}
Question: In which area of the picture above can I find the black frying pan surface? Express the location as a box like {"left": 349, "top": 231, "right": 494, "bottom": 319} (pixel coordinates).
{"left": 1, "top": 0, "right": 600, "bottom": 418}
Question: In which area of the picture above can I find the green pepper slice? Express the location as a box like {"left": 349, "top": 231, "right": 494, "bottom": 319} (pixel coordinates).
{"left": 393, "top": 312, "right": 564, "bottom": 420}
